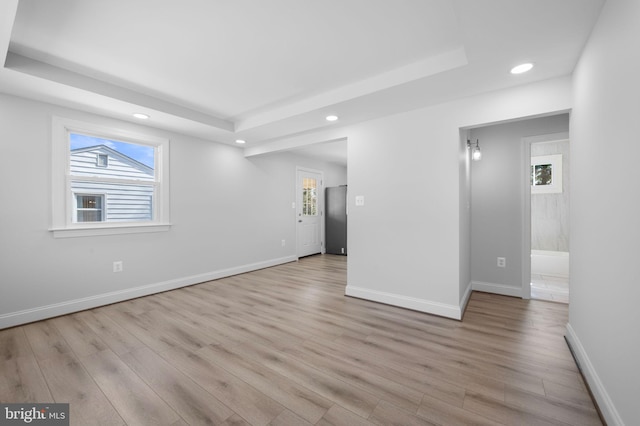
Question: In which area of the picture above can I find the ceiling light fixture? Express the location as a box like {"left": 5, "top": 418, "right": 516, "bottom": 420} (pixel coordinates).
{"left": 326, "top": 115, "right": 338, "bottom": 122}
{"left": 235, "top": 139, "right": 246, "bottom": 144}
{"left": 132, "top": 113, "right": 150, "bottom": 119}
{"left": 467, "top": 139, "right": 482, "bottom": 161}
{"left": 510, "top": 63, "right": 534, "bottom": 74}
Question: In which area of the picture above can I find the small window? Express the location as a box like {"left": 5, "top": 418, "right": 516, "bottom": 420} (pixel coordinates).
{"left": 75, "top": 194, "right": 104, "bottom": 222}
{"left": 96, "top": 153, "right": 108, "bottom": 167}
{"left": 531, "top": 154, "right": 563, "bottom": 194}
{"left": 302, "top": 177, "right": 318, "bottom": 216}
{"left": 532, "top": 164, "right": 552, "bottom": 186}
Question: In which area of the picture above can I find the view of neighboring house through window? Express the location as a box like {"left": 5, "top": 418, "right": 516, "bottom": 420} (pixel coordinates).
{"left": 70, "top": 133, "right": 156, "bottom": 223}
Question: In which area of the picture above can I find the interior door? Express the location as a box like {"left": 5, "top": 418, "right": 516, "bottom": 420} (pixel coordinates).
{"left": 297, "top": 168, "right": 323, "bottom": 257}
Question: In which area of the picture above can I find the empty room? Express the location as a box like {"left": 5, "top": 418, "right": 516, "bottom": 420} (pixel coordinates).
{"left": 0, "top": 1, "right": 638, "bottom": 425}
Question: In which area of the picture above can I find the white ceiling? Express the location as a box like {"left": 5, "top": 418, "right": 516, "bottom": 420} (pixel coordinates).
{"left": 0, "top": 0, "right": 604, "bottom": 164}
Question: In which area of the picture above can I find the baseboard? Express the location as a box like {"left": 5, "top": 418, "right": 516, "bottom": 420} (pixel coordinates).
{"left": 459, "top": 281, "right": 473, "bottom": 318}
{"left": 565, "top": 323, "right": 624, "bottom": 426}
{"left": 0, "top": 255, "right": 297, "bottom": 330}
{"left": 531, "top": 250, "right": 569, "bottom": 278}
{"left": 344, "top": 285, "right": 462, "bottom": 320}
{"left": 471, "top": 280, "right": 523, "bottom": 298}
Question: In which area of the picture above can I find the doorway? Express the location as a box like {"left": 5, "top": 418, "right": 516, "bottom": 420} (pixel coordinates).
{"left": 525, "top": 133, "right": 570, "bottom": 303}
{"left": 296, "top": 167, "right": 324, "bottom": 258}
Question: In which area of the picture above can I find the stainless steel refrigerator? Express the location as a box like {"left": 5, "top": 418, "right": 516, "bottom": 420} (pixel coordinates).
{"left": 325, "top": 185, "right": 347, "bottom": 255}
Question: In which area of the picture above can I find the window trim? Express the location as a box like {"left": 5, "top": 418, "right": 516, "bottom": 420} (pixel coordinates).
{"left": 51, "top": 116, "right": 171, "bottom": 238}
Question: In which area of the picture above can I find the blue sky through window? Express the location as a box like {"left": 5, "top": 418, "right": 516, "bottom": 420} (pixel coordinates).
{"left": 70, "top": 133, "right": 155, "bottom": 168}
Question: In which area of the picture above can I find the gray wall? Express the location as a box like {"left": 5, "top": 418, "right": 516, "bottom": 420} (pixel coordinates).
{"left": 0, "top": 93, "right": 346, "bottom": 327}
{"left": 531, "top": 139, "right": 570, "bottom": 252}
{"left": 569, "top": 0, "right": 640, "bottom": 423}
{"left": 469, "top": 114, "right": 569, "bottom": 293}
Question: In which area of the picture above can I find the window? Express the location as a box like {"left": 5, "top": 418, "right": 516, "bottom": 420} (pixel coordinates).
{"left": 531, "top": 154, "right": 563, "bottom": 194}
{"left": 75, "top": 194, "right": 104, "bottom": 222}
{"left": 52, "top": 117, "right": 170, "bottom": 237}
{"left": 532, "top": 164, "right": 552, "bottom": 186}
{"left": 96, "top": 153, "right": 108, "bottom": 167}
{"left": 302, "top": 177, "right": 318, "bottom": 216}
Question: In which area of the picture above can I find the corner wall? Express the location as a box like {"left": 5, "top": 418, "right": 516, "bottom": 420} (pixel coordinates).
{"left": 0, "top": 94, "right": 346, "bottom": 328}
{"left": 568, "top": 0, "right": 640, "bottom": 423}
{"left": 345, "top": 77, "right": 573, "bottom": 319}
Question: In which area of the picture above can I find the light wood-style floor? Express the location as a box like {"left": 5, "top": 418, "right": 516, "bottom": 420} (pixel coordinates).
{"left": 0, "top": 254, "right": 601, "bottom": 425}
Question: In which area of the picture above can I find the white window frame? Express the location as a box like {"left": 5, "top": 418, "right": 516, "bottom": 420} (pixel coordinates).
{"left": 531, "top": 154, "right": 563, "bottom": 194}
{"left": 51, "top": 116, "right": 171, "bottom": 238}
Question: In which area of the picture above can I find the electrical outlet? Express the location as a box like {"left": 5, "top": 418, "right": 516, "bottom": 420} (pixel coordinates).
{"left": 113, "top": 261, "right": 123, "bottom": 273}
{"left": 497, "top": 257, "right": 506, "bottom": 268}
{"left": 281, "top": 239, "right": 286, "bottom": 247}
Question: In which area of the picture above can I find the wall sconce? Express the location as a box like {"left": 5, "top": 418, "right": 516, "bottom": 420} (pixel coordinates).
{"left": 467, "top": 139, "right": 482, "bottom": 161}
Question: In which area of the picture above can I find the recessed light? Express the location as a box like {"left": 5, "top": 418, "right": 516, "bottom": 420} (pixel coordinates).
{"left": 133, "top": 113, "right": 150, "bottom": 119}
{"left": 235, "top": 139, "right": 246, "bottom": 144}
{"left": 326, "top": 115, "right": 338, "bottom": 122}
{"left": 510, "top": 63, "right": 534, "bottom": 74}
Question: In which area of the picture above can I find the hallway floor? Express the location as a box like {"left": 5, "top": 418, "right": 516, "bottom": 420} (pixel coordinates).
{"left": 531, "top": 274, "right": 569, "bottom": 303}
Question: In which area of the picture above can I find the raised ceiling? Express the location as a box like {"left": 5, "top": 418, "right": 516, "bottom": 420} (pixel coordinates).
{"left": 0, "top": 0, "right": 603, "bottom": 156}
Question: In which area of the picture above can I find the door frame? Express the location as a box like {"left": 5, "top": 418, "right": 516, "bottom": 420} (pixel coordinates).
{"left": 295, "top": 166, "right": 325, "bottom": 258}
{"left": 521, "top": 131, "right": 569, "bottom": 299}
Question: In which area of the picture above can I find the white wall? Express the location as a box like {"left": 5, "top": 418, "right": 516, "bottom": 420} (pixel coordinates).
{"left": 345, "top": 77, "right": 573, "bottom": 319}
{"left": 346, "top": 108, "right": 463, "bottom": 318}
{"left": 568, "top": 0, "right": 640, "bottom": 423}
{"left": 469, "top": 115, "right": 569, "bottom": 296}
{"left": 459, "top": 131, "right": 472, "bottom": 308}
{"left": 0, "top": 93, "right": 346, "bottom": 328}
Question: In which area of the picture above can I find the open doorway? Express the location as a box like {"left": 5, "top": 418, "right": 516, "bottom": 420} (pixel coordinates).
{"left": 289, "top": 139, "right": 347, "bottom": 259}
{"left": 526, "top": 134, "right": 570, "bottom": 303}
{"left": 468, "top": 114, "right": 569, "bottom": 301}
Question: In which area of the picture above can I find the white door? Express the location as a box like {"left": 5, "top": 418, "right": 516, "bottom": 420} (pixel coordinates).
{"left": 297, "top": 168, "right": 323, "bottom": 257}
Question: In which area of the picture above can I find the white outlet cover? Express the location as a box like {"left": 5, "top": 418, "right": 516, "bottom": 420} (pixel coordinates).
{"left": 355, "top": 195, "right": 365, "bottom": 206}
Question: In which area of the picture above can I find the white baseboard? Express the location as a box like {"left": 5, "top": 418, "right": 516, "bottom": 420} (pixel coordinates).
{"left": 0, "top": 255, "right": 297, "bottom": 330}
{"left": 460, "top": 281, "right": 473, "bottom": 317}
{"left": 471, "top": 280, "right": 523, "bottom": 298}
{"left": 531, "top": 250, "right": 569, "bottom": 278}
{"left": 344, "top": 285, "right": 462, "bottom": 320}
{"left": 565, "top": 323, "right": 623, "bottom": 426}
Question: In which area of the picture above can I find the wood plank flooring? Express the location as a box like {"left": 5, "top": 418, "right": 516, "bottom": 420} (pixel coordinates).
{"left": 0, "top": 254, "right": 601, "bottom": 425}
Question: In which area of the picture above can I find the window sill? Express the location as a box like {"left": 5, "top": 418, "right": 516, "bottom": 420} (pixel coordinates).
{"left": 50, "top": 223, "right": 171, "bottom": 238}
